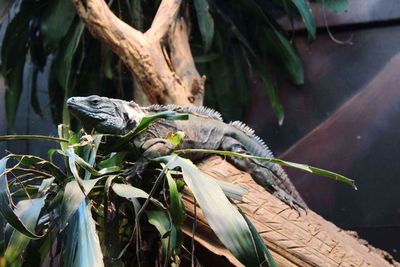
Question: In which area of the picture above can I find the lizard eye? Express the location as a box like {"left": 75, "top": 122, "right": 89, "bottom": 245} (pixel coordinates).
{"left": 91, "top": 98, "right": 100, "bottom": 105}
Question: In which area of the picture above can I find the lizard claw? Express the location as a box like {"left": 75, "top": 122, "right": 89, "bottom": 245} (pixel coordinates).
{"left": 124, "top": 158, "right": 149, "bottom": 180}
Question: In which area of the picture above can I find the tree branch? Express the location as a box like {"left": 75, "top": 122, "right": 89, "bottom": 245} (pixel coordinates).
{"left": 169, "top": 18, "right": 205, "bottom": 106}
{"left": 72, "top": 0, "right": 201, "bottom": 106}
{"left": 145, "top": 0, "right": 182, "bottom": 41}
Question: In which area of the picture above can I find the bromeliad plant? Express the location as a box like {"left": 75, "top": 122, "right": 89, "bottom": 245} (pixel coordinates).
{"left": 0, "top": 112, "right": 356, "bottom": 266}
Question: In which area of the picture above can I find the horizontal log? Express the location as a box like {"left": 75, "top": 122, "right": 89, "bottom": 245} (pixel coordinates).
{"left": 180, "top": 156, "right": 399, "bottom": 267}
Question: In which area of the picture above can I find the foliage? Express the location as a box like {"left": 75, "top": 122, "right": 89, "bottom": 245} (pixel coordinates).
{"left": 0, "top": 111, "right": 355, "bottom": 266}
{"left": 0, "top": 0, "right": 348, "bottom": 128}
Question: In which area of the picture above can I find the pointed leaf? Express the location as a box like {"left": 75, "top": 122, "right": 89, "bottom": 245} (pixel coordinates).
{"left": 156, "top": 156, "right": 262, "bottom": 266}
{"left": 0, "top": 157, "right": 43, "bottom": 239}
{"left": 194, "top": 0, "right": 214, "bottom": 52}
{"left": 147, "top": 210, "right": 177, "bottom": 262}
{"left": 63, "top": 201, "right": 104, "bottom": 267}
{"left": 290, "top": 0, "right": 316, "bottom": 38}
{"left": 40, "top": 0, "right": 76, "bottom": 51}
{"left": 316, "top": 0, "right": 348, "bottom": 14}
{"left": 4, "top": 197, "right": 46, "bottom": 264}
{"left": 60, "top": 178, "right": 102, "bottom": 229}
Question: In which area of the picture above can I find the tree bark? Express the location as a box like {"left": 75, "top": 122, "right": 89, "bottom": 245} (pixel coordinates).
{"left": 71, "top": 0, "right": 399, "bottom": 266}
{"left": 71, "top": 0, "right": 204, "bottom": 106}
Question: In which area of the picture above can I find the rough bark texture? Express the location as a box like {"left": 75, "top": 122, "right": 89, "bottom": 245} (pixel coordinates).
{"left": 71, "top": 0, "right": 399, "bottom": 266}
{"left": 190, "top": 156, "right": 399, "bottom": 267}
{"left": 71, "top": 0, "right": 204, "bottom": 106}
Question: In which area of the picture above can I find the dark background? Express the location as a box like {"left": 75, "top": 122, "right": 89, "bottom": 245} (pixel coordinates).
{"left": 1, "top": 0, "right": 400, "bottom": 261}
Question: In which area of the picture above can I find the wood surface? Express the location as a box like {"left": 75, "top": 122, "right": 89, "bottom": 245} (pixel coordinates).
{"left": 71, "top": 0, "right": 204, "bottom": 106}
{"left": 177, "top": 156, "right": 399, "bottom": 267}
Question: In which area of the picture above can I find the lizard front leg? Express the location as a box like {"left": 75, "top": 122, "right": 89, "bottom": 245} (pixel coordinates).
{"left": 125, "top": 138, "right": 173, "bottom": 179}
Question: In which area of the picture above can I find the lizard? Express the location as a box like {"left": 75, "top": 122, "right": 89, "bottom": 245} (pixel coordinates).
{"left": 66, "top": 95, "right": 307, "bottom": 210}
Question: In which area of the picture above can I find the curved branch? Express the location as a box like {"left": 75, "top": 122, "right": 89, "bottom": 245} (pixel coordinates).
{"left": 169, "top": 18, "right": 205, "bottom": 106}
{"left": 145, "top": 0, "right": 182, "bottom": 41}
{"left": 72, "top": 0, "right": 199, "bottom": 106}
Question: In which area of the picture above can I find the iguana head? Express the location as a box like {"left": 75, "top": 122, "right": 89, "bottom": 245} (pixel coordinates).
{"left": 67, "top": 95, "right": 142, "bottom": 134}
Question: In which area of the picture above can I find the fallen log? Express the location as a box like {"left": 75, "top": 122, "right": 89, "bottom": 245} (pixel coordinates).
{"left": 179, "top": 156, "right": 399, "bottom": 267}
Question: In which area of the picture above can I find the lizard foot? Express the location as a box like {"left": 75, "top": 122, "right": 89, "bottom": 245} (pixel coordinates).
{"left": 123, "top": 157, "right": 150, "bottom": 180}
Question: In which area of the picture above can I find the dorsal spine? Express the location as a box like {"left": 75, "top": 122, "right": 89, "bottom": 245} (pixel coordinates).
{"left": 146, "top": 104, "right": 224, "bottom": 121}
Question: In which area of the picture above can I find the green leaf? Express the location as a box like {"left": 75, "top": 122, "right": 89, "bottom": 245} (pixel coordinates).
{"left": 156, "top": 156, "right": 263, "bottom": 266}
{"left": 40, "top": 0, "right": 76, "bottom": 51}
{"left": 98, "top": 152, "right": 127, "bottom": 171}
{"left": 215, "top": 180, "right": 248, "bottom": 201}
{"left": 111, "top": 183, "right": 150, "bottom": 200}
{"left": 111, "top": 183, "right": 164, "bottom": 210}
{"left": 194, "top": 0, "right": 215, "bottom": 52}
{"left": 316, "top": 0, "right": 348, "bottom": 14}
{"left": 263, "top": 27, "right": 304, "bottom": 84}
{"left": 0, "top": 157, "right": 44, "bottom": 239}
{"left": 60, "top": 178, "right": 102, "bottom": 229}
{"left": 258, "top": 69, "right": 284, "bottom": 125}
{"left": 165, "top": 171, "right": 185, "bottom": 226}
{"left": 174, "top": 149, "right": 357, "bottom": 189}
{"left": 0, "top": 135, "right": 68, "bottom": 143}
{"left": 1, "top": 1, "right": 31, "bottom": 128}
{"left": 63, "top": 201, "right": 105, "bottom": 267}
{"left": 290, "top": 0, "right": 316, "bottom": 38}
{"left": 4, "top": 197, "right": 46, "bottom": 264}
{"left": 147, "top": 210, "right": 177, "bottom": 262}
{"left": 241, "top": 210, "right": 277, "bottom": 267}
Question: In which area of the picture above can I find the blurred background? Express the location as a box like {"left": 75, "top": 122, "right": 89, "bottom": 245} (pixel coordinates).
{"left": 1, "top": 0, "right": 399, "bottom": 261}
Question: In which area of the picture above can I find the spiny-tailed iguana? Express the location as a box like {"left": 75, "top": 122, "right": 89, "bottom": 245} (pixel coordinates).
{"left": 67, "top": 95, "right": 307, "bottom": 210}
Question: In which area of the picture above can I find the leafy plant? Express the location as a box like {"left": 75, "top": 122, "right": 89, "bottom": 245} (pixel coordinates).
{"left": 0, "top": 111, "right": 355, "bottom": 266}
{"left": 0, "top": 0, "right": 348, "bottom": 128}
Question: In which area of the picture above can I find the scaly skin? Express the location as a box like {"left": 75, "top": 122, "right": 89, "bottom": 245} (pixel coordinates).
{"left": 67, "top": 95, "right": 307, "bottom": 210}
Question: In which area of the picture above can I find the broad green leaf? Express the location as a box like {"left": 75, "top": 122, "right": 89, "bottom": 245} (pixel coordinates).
{"left": 58, "top": 21, "right": 85, "bottom": 125}
{"left": 1, "top": 1, "right": 31, "bottom": 128}
{"left": 111, "top": 183, "right": 164, "bottom": 210}
{"left": 4, "top": 197, "right": 46, "bottom": 264}
{"left": 215, "top": 180, "right": 248, "bottom": 201}
{"left": 0, "top": 157, "right": 44, "bottom": 239}
{"left": 147, "top": 210, "right": 177, "bottom": 263}
{"left": 40, "top": 0, "right": 76, "bottom": 51}
{"left": 111, "top": 183, "right": 150, "bottom": 200}
{"left": 60, "top": 178, "right": 102, "bottom": 229}
{"left": 258, "top": 69, "right": 284, "bottom": 125}
{"left": 241, "top": 210, "right": 277, "bottom": 267}
{"left": 165, "top": 171, "right": 185, "bottom": 226}
{"left": 290, "top": 0, "right": 316, "bottom": 38}
{"left": 156, "top": 156, "right": 262, "bottom": 266}
{"left": 63, "top": 201, "right": 104, "bottom": 267}
{"left": 316, "top": 0, "right": 348, "bottom": 14}
{"left": 194, "top": 0, "right": 214, "bottom": 52}
{"left": 174, "top": 149, "right": 357, "bottom": 189}
{"left": 263, "top": 27, "right": 304, "bottom": 84}
{"left": 98, "top": 152, "right": 127, "bottom": 171}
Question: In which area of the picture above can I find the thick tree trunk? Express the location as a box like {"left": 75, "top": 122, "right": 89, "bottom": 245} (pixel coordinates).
{"left": 71, "top": 0, "right": 398, "bottom": 266}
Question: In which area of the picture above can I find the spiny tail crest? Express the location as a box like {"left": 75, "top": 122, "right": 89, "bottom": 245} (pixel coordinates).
{"left": 229, "top": 121, "right": 274, "bottom": 158}
{"left": 146, "top": 104, "right": 223, "bottom": 121}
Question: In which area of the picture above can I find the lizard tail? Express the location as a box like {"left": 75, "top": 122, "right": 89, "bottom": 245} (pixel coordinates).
{"left": 228, "top": 121, "right": 308, "bottom": 210}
